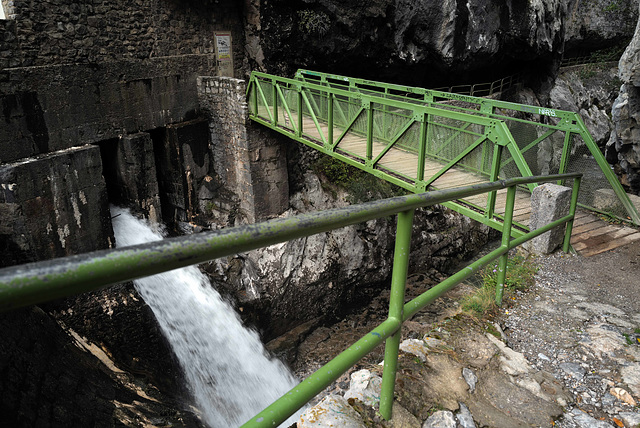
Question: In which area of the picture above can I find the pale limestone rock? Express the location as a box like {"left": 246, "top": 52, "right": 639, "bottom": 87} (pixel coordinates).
{"left": 400, "top": 339, "right": 428, "bottom": 362}
{"left": 610, "top": 387, "right": 637, "bottom": 406}
{"left": 422, "top": 410, "right": 456, "bottom": 428}
{"left": 297, "top": 395, "right": 365, "bottom": 428}
{"left": 344, "top": 369, "right": 382, "bottom": 407}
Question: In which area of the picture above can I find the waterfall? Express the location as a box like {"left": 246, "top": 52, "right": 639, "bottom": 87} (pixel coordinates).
{"left": 111, "top": 207, "right": 299, "bottom": 427}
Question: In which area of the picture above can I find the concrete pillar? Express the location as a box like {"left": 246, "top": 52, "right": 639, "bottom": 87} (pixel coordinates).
{"left": 0, "top": 145, "right": 113, "bottom": 267}
{"left": 526, "top": 183, "right": 571, "bottom": 255}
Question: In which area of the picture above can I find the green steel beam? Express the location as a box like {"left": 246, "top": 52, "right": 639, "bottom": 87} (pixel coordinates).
{"left": 276, "top": 85, "right": 298, "bottom": 134}
{"left": 301, "top": 90, "right": 327, "bottom": 145}
{"left": 373, "top": 118, "right": 417, "bottom": 166}
{"left": 557, "top": 130, "right": 573, "bottom": 184}
{"left": 423, "top": 136, "right": 487, "bottom": 188}
{"left": 255, "top": 81, "right": 273, "bottom": 123}
{"left": 486, "top": 145, "right": 503, "bottom": 218}
{"left": 0, "top": 174, "right": 580, "bottom": 313}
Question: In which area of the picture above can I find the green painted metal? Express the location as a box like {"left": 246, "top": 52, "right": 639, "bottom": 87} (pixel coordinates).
{"left": 423, "top": 136, "right": 487, "bottom": 188}
{"left": 495, "top": 186, "right": 516, "bottom": 305}
{"left": 380, "top": 209, "right": 415, "bottom": 419}
{"left": 247, "top": 71, "right": 536, "bottom": 236}
{"left": 486, "top": 145, "right": 503, "bottom": 218}
{"left": 286, "top": 69, "right": 640, "bottom": 225}
{"left": 564, "top": 177, "right": 582, "bottom": 253}
{"left": 0, "top": 174, "right": 581, "bottom": 427}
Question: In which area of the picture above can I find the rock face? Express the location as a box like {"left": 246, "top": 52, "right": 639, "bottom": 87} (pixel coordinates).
{"left": 208, "top": 155, "right": 496, "bottom": 340}
{"left": 550, "top": 64, "right": 621, "bottom": 148}
{"left": 609, "top": 3, "right": 640, "bottom": 194}
{"left": 250, "top": 0, "right": 628, "bottom": 87}
{"left": 564, "top": 0, "right": 638, "bottom": 54}
{"left": 0, "top": 306, "right": 203, "bottom": 428}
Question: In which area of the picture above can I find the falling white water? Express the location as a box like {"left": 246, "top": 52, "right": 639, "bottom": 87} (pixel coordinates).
{"left": 111, "top": 206, "right": 299, "bottom": 427}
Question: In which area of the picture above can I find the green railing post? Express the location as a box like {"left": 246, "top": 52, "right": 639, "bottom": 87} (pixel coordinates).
{"left": 380, "top": 209, "right": 415, "bottom": 420}
{"left": 297, "top": 88, "right": 303, "bottom": 137}
{"left": 251, "top": 82, "right": 258, "bottom": 116}
{"left": 486, "top": 145, "right": 503, "bottom": 218}
{"left": 328, "top": 94, "right": 334, "bottom": 148}
{"left": 557, "top": 131, "right": 572, "bottom": 185}
{"left": 272, "top": 80, "right": 278, "bottom": 125}
{"left": 416, "top": 114, "right": 428, "bottom": 182}
{"left": 495, "top": 185, "right": 516, "bottom": 305}
{"left": 366, "top": 100, "right": 374, "bottom": 161}
{"left": 563, "top": 176, "right": 582, "bottom": 253}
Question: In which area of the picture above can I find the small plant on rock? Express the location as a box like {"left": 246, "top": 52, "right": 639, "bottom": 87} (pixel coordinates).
{"left": 461, "top": 254, "right": 538, "bottom": 317}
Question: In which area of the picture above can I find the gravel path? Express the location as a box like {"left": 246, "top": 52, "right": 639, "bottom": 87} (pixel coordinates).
{"left": 501, "top": 240, "right": 640, "bottom": 427}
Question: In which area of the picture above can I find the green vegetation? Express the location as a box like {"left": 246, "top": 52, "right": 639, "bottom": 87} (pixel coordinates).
{"left": 297, "top": 10, "right": 330, "bottom": 36}
{"left": 623, "top": 333, "right": 634, "bottom": 345}
{"left": 311, "top": 155, "right": 407, "bottom": 203}
{"left": 461, "top": 254, "right": 538, "bottom": 317}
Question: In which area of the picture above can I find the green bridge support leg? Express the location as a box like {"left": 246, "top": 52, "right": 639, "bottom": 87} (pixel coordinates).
{"left": 380, "top": 209, "right": 415, "bottom": 420}
{"left": 495, "top": 186, "right": 516, "bottom": 306}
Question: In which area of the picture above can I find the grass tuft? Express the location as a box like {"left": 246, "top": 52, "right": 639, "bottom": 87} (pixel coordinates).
{"left": 461, "top": 254, "right": 538, "bottom": 317}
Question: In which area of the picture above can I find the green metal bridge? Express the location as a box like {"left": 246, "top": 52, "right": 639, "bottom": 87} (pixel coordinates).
{"left": 247, "top": 69, "right": 640, "bottom": 233}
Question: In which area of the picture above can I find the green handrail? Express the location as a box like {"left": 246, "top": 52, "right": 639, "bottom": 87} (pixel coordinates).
{"left": 0, "top": 173, "right": 582, "bottom": 427}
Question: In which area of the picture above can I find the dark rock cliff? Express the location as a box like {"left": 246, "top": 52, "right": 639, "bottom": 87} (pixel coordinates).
{"left": 609, "top": 2, "right": 640, "bottom": 194}
{"left": 252, "top": 1, "right": 572, "bottom": 85}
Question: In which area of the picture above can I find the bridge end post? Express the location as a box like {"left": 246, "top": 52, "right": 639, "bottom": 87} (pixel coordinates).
{"left": 563, "top": 176, "right": 581, "bottom": 253}
{"left": 495, "top": 186, "right": 516, "bottom": 305}
{"left": 379, "top": 209, "right": 415, "bottom": 420}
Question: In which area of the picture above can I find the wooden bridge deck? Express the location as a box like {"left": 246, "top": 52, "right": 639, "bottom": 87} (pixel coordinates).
{"left": 266, "top": 110, "right": 640, "bottom": 257}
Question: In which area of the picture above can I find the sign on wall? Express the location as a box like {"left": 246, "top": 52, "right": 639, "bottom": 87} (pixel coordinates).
{"left": 214, "top": 32, "right": 234, "bottom": 77}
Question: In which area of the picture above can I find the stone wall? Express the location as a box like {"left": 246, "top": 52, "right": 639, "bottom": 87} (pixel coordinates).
{"left": 197, "top": 76, "right": 289, "bottom": 225}
{"left": 1, "top": 0, "right": 242, "bottom": 69}
{"left": 0, "top": 0, "right": 245, "bottom": 164}
{"left": 0, "top": 145, "right": 113, "bottom": 267}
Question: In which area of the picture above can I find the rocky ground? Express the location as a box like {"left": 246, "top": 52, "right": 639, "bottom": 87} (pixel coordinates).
{"left": 289, "top": 238, "right": 640, "bottom": 427}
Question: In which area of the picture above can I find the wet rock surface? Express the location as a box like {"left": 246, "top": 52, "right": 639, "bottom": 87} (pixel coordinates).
{"left": 293, "top": 238, "right": 640, "bottom": 427}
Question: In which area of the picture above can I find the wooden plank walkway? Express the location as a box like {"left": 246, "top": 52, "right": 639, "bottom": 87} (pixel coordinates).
{"left": 258, "top": 108, "right": 640, "bottom": 257}
{"left": 570, "top": 211, "right": 640, "bottom": 257}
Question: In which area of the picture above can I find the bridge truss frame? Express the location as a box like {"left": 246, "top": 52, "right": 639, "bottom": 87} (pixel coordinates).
{"left": 247, "top": 70, "right": 639, "bottom": 231}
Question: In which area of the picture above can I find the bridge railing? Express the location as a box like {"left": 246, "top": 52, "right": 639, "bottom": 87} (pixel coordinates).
{"left": 248, "top": 71, "right": 540, "bottom": 235}
{"left": 291, "top": 70, "right": 640, "bottom": 226}
{"left": 0, "top": 174, "right": 582, "bottom": 427}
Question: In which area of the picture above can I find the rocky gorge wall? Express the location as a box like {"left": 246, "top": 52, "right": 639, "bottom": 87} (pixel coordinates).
{"left": 609, "top": 1, "right": 640, "bottom": 194}
{"left": 248, "top": 0, "right": 637, "bottom": 90}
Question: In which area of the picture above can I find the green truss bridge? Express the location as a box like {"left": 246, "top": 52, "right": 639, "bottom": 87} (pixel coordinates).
{"left": 247, "top": 69, "right": 640, "bottom": 240}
